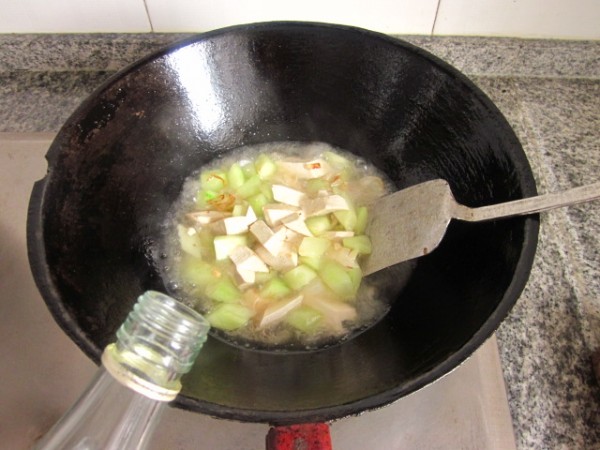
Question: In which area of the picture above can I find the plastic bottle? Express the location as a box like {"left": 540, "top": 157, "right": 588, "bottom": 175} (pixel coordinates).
{"left": 34, "top": 291, "right": 210, "bottom": 450}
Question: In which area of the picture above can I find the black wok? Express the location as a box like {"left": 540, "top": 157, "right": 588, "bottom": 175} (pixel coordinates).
{"left": 27, "top": 22, "right": 538, "bottom": 424}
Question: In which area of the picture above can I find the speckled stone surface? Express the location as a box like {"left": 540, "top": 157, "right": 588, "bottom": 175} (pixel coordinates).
{"left": 0, "top": 33, "right": 599, "bottom": 449}
{"left": 474, "top": 76, "right": 600, "bottom": 448}
{"left": 0, "top": 34, "right": 189, "bottom": 72}
{"left": 411, "top": 37, "right": 600, "bottom": 78}
{"left": 0, "top": 34, "right": 599, "bottom": 78}
{"left": 0, "top": 71, "right": 113, "bottom": 133}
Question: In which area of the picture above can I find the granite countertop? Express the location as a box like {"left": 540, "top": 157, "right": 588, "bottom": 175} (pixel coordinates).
{"left": 1, "top": 32, "right": 599, "bottom": 448}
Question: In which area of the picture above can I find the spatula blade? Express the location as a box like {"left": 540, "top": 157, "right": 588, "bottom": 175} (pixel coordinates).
{"left": 362, "top": 179, "right": 455, "bottom": 275}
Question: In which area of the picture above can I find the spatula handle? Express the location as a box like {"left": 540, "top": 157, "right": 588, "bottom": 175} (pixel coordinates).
{"left": 456, "top": 182, "right": 600, "bottom": 222}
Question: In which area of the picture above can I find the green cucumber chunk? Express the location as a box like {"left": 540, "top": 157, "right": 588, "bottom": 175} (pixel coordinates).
{"left": 323, "top": 151, "right": 352, "bottom": 169}
{"left": 236, "top": 174, "right": 262, "bottom": 199}
{"left": 305, "top": 215, "right": 333, "bottom": 236}
{"left": 255, "top": 154, "right": 277, "bottom": 180}
{"left": 227, "top": 163, "right": 245, "bottom": 189}
{"left": 255, "top": 271, "right": 275, "bottom": 284}
{"left": 195, "top": 189, "right": 218, "bottom": 208}
{"left": 342, "top": 235, "right": 372, "bottom": 255}
{"left": 355, "top": 206, "right": 368, "bottom": 234}
{"left": 298, "top": 236, "right": 331, "bottom": 258}
{"left": 177, "top": 225, "right": 203, "bottom": 258}
{"left": 319, "top": 260, "right": 355, "bottom": 300}
{"left": 305, "top": 178, "right": 331, "bottom": 196}
{"left": 179, "top": 256, "right": 217, "bottom": 288}
{"left": 347, "top": 266, "right": 362, "bottom": 295}
{"left": 248, "top": 193, "right": 269, "bottom": 216}
{"left": 334, "top": 209, "right": 357, "bottom": 231}
{"left": 260, "top": 277, "right": 292, "bottom": 300}
{"left": 283, "top": 264, "right": 317, "bottom": 290}
{"left": 259, "top": 182, "right": 274, "bottom": 202}
{"left": 205, "top": 277, "right": 242, "bottom": 303}
{"left": 241, "top": 162, "right": 258, "bottom": 178}
{"left": 200, "top": 170, "right": 227, "bottom": 192}
{"left": 207, "top": 304, "right": 254, "bottom": 331}
{"left": 286, "top": 306, "right": 323, "bottom": 333}
{"left": 299, "top": 255, "right": 323, "bottom": 271}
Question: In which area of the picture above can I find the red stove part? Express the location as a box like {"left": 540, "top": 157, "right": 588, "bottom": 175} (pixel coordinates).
{"left": 266, "top": 423, "right": 332, "bottom": 450}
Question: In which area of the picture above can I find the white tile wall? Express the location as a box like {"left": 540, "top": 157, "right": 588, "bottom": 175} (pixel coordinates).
{"left": 434, "top": 0, "right": 600, "bottom": 39}
{"left": 145, "top": 0, "right": 439, "bottom": 35}
{"left": 0, "top": 0, "right": 598, "bottom": 39}
{"left": 0, "top": 0, "right": 150, "bottom": 33}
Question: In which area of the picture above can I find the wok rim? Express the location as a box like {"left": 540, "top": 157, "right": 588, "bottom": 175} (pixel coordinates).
{"left": 26, "top": 21, "right": 539, "bottom": 424}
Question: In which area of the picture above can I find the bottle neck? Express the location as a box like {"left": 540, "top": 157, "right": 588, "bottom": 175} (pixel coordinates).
{"left": 102, "top": 344, "right": 179, "bottom": 402}
{"left": 101, "top": 291, "right": 210, "bottom": 402}
{"left": 34, "top": 291, "right": 211, "bottom": 450}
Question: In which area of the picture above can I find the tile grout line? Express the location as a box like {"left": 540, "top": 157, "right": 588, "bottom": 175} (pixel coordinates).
{"left": 430, "top": 0, "right": 442, "bottom": 36}
{"left": 142, "top": 0, "right": 155, "bottom": 33}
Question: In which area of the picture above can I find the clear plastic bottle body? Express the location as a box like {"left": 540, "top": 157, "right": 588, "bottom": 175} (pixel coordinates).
{"left": 34, "top": 291, "right": 210, "bottom": 450}
{"left": 34, "top": 369, "right": 164, "bottom": 450}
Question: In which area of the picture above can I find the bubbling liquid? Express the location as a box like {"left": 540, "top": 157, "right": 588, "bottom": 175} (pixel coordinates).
{"left": 160, "top": 142, "right": 397, "bottom": 350}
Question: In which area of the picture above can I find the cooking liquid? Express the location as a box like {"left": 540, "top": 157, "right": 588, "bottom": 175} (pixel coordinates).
{"left": 160, "top": 142, "right": 398, "bottom": 350}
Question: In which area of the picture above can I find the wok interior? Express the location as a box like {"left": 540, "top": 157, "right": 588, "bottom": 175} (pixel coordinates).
{"left": 32, "top": 23, "right": 537, "bottom": 423}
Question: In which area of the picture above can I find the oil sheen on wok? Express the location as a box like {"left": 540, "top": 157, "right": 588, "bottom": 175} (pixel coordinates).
{"left": 162, "top": 142, "right": 393, "bottom": 348}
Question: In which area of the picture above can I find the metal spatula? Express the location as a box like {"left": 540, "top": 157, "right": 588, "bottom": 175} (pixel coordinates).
{"left": 363, "top": 179, "right": 600, "bottom": 276}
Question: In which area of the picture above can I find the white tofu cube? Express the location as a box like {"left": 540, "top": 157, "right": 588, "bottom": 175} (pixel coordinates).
{"left": 301, "top": 195, "right": 350, "bottom": 217}
{"left": 249, "top": 220, "right": 274, "bottom": 243}
{"left": 272, "top": 184, "right": 306, "bottom": 207}
{"left": 263, "top": 227, "right": 287, "bottom": 256}
{"left": 209, "top": 207, "right": 258, "bottom": 236}
{"left": 236, "top": 268, "right": 256, "bottom": 284}
{"left": 258, "top": 294, "right": 303, "bottom": 328}
{"left": 249, "top": 220, "right": 286, "bottom": 256}
{"left": 279, "top": 226, "right": 304, "bottom": 249}
{"left": 303, "top": 292, "right": 357, "bottom": 332}
{"left": 223, "top": 216, "right": 253, "bottom": 235}
{"left": 281, "top": 212, "right": 313, "bottom": 237}
{"left": 255, "top": 244, "right": 298, "bottom": 271}
{"left": 229, "top": 246, "right": 269, "bottom": 273}
{"left": 262, "top": 203, "right": 298, "bottom": 227}
{"left": 213, "top": 235, "right": 247, "bottom": 260}
{"left": 245, "top": 205, "right": 258, "bottom": 223}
